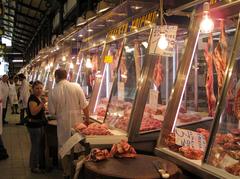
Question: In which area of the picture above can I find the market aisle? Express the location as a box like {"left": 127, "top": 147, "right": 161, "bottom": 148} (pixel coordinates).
{"left": 0, "top": 110, "right": 61, "bottom": 179}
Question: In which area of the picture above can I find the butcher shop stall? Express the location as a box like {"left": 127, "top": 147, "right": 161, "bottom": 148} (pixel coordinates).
{"left": 71, "top": 0, "right": 179, "bottom": 149}
{"left": 155, "top": 1, "right": 240, "bottom": 178}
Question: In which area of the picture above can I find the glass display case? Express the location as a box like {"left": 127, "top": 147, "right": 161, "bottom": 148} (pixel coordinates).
{"left": 75, "top": 44, "right": 104, "bottom": 98}
{"left": 202, "top": 17, "right": 240, "bottom": 179}
{"left": 155, "top": 2, "right": 240, "bottom": 178}
{"left": 89, "top": 39, "right": 124, "bottom": 123}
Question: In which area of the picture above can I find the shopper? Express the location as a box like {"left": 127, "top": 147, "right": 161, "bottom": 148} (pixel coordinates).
{"left": 9, "top": 78, "right": 19, "bottom": 114}
{"left": 17, "top": 74, "right": 30, "bottom": 125}
{"left": 0, "top": 74, "right": 9, "bottom": 124}
{"left": 0, "top": 94, "right": 9, "bottom": 160}
{"left": 26, "top": 81, "right": 46, "bottom": 173}
{"left": 48, "top": 68, "right": 89, "bottom": 179}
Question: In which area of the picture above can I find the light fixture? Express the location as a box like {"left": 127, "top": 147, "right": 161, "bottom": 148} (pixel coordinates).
{"left": 97, "top": 1, "right": 111, "bottom": 13}
{"left": 200, "top": 2, "right": 214, "bottom": 33}
{"left": 131, "top": 6, "right": 142, "bottom": 10}
{"left": 86, "top": 10, "right": 97, "bottom": 21}
{"left": 78, "top": 34, "right": 83, "bottom": 37}
{"left": 70, "top": 62, "right": 74, "bottom": 69}
{"left": 72, "top": 56, "right": 76, "bottom": 59}
{"left": 106, "top": 19, "right": 115, "bottom": 23}
{"left": 158, "top": 33, "right": 168, "bottom": 50}
{"left": 95, "top": 70, "right": 102, "bottom": 78}
{"left": 12, "top": 59, "right": 23, "bottom": 63}
{"left": 87, "top": 29, "right": 93, "bottom": 32}
{"left": 121, "top": 74, "right": 127, "bottom": 79}
{"left": 141, "top": 42, "right": 148, "bottom": 48}
{"left": 62, "top": 56, "right": 66, "bottom": 61}
{"left": 71, "top": 38, "right": 76, "bottom": 41}
{"left": 157, "top": 0, "right": 168, "bottom": 50}
{"left": 86, "top": 58, "right": 93, "bottom": 68}
{"left": 50, "top": 62, "right": 53, "bottom": 67}
{"left": 76, "top": 16, "right": 87, "bottom": 27}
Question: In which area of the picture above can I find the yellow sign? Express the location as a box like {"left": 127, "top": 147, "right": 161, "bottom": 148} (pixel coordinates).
{"left": 107, "top": 10, "right": 158, "bottom": 38}
{"left": 104, "top": 56, "right": 113, "bottom": 63}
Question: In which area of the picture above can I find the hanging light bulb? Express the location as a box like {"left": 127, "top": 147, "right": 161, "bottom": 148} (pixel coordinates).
{"left": 158, "top": 33, "right": 168, "bottom": 50}
{"left": 200, "top": 2, "right": 214, "bottom": 33}
{"left": 70, "top": 62, "right": 74, "bottom": 69}
{"left": 86, "top": 58, "right": 93, "bottom": 68}
{"left": 62, "top": 56, "right": 66, "bottom": 61}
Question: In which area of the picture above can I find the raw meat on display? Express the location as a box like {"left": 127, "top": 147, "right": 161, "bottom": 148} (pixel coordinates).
{"left": 179, "top": 146, "right": 204, "bottom": 160}
{"left": 95, "top": 106, "right": 106, "bottom": 117}
{"left": 120, "top": 51, "right": 128, "bottom": 79}
{"left": 225, "top": 163, "right": 240, "bottom": 176}
{"left": 165, "top": 133, "right": 181, "bottom": 152}
{"left": 74, "top": 122, "right": 112, "bottom": 135}
{"left": 86, "top": 148, "right": 111, "bottom": 161}
{"left": 177, "top": 113, "right": 201, "bottom": 123}
{"left": 134, "top": 42, "right": 142, "bottom": 84}
{"left": 110, "top": 140, "right": 137, "bottom": 158}
{"left": 213, "top": 20, "right": 228, "bottom": 96}
{"left": 153, "top": 57, "right": 164, "bottom": 88}
{"left": 196, "top": 128, "right": 210, "bottom": 141}
{"left": 204, "top": 33, "right": 216, "bottom": 117}
{"left": 140, "top": 117, "right": 162, "bottom": 131}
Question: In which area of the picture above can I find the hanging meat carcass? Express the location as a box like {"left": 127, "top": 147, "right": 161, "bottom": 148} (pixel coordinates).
{"left": 213, "top": 20, "right": 228, "bottom": 96}
{"left": 92, "top": 55, "right": 99, "bottom": 73}
{"left": 120, "top": 51, "right": 128, "bottom": 81}
{"left": 204, "top": 33, "right": 216, "bottom": 117}
{"left": 153, "top": 57, "right": 164, "bottom": 88}
{"left": 134, "top": 41, "right": 142, "bottom": 84}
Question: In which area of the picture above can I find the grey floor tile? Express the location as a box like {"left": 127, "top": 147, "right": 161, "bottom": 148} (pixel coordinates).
{"left": 1, "top": 110, "right": 62, "bottom": 179}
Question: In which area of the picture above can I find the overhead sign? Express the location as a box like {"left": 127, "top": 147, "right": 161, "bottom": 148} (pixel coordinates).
{"left": 107, "top": 10, "right": 157, "bottom": 38}
{"left": 104, "top": 55, "right": 113, "bottom": 63}
{"left": 175, "top": 128, "right": 207, "bottom": 151}
{"left": 149, "top": 25, "right": 178, "bottom": 57}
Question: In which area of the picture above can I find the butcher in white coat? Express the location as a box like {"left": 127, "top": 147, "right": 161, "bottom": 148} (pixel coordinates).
{"left": 0, "top": 84, "right": 9, "bottom": 160}
{"left": 16, "top": 74, "right": 30, "bottom": 125}
{"left": 48, "top": 68, "right": 89, "bottom": 178}
{"left": 0, "top": 75, "right": 9, "bottom": 124}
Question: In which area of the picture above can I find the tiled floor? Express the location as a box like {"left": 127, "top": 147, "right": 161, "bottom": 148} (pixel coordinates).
{"left": 0, "top": 109, "right": 62, "bottom": 179}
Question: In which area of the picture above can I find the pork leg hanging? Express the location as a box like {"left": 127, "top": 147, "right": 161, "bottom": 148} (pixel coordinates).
{"left": 204, "top": 33, "right": 216, "bottom": 117}
{"left": 213, "top": 20, "right": 228, "bottom": 96}
{"left": 134, "top": 42, "right": 142, "bottom": 84}
{"left": 153, "top": 56, "right": 164, "bottom": 88}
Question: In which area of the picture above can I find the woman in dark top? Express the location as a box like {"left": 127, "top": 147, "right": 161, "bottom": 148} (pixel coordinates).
{"left": 27, "top": 81, "right": 46, "bottom": 173}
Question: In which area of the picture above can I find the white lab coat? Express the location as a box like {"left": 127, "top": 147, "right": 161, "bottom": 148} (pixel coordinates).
{"left": 48, "top": 80, "right": 88, "bottom": 148}
{"left": 9, "top": 83, "right": 18, "bottom": 105}
{"left": 19, "top": 80, "right": 30, "bottom": 109}
{"left": 0, "top": 81, "right": 9, "bottom": 108}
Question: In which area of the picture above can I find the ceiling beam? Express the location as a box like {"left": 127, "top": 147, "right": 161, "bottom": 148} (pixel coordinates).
{"left": 4, "top": 11, "right": 40, "bottom": 23}
{"left": 4, "top": 28, "right": 31, "bottom": 40}
{"left": 2, "top": 35, "right": 27, "bottom": 46}
{"left": 17, "top": 1, "right": 45, "bottom": 14}
{"left": 3, "top": 32, "right": 29, "bottom": 44}
{"left": 3, "top": 22, "right": 34, "bottom": 34}
{"left": 1, "top": 17, "right": 38, "bottom": 29}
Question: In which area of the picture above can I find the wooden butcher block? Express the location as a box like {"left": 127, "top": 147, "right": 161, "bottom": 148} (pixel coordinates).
{"left": 82, "top": 154, "right": 182, "bottom": 179}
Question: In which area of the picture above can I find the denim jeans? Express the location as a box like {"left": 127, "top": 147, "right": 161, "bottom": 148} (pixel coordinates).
{"left": 27, "top": 127, "right": 45, "bottom": 169}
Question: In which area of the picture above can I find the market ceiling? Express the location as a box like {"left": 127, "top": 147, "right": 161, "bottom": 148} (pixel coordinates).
{"left": 1, "top": 0, "right": 53, "bottom": 53}
{"left": 0, "top": 0, "right": 197, "bottom": 54}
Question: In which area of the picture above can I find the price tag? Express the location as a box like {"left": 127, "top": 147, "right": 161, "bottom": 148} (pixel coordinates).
{"left": 104, "top": 56, "right": 113, "bottom": 63}
{"left": 118, "top": 82, "right": 125, "bottom": 101}
{"left": 58, "top": 133, "right": 85, "bottom": 158}
{"left": 175, "top": 128, "right": 206, "bottom": 151}
{"left": 149, "top": 89, "right": 158, "bottom": 106}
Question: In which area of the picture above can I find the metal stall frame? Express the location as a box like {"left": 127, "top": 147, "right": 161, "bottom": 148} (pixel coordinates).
{"left": 201, "top": 14, "right": 240, "bottom": 179}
